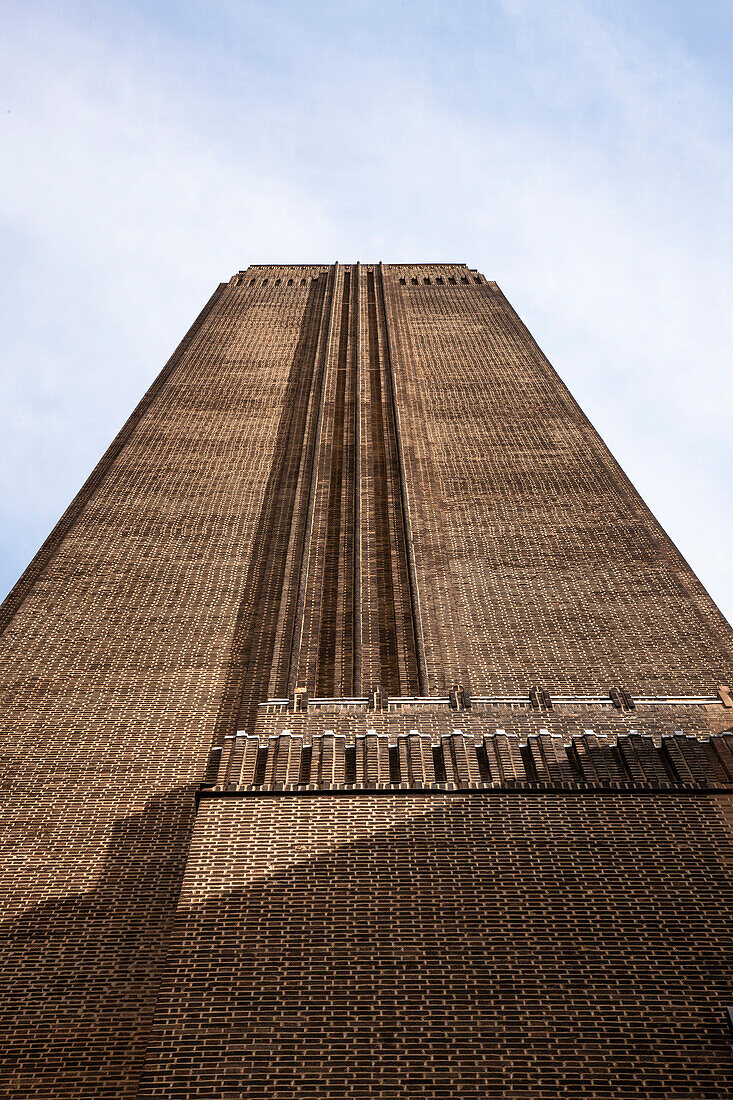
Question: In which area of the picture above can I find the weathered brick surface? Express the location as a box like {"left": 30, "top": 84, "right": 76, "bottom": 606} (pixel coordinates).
{"left": 139, "top": 794, "right": 733, "bottom": 1098}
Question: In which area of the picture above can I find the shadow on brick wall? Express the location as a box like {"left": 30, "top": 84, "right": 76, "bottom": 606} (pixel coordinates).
{"left": 0, "top": 786, "right": 196, "bottom": 1098}
{"left": 2, "top": 791, "right": 733, "bottom": 1098}
{"left": 136, "top": 795, "right": 733, "bottom": 1099}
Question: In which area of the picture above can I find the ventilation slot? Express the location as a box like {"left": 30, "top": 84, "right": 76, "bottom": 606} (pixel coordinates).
{"left": 253, "top": 747, "right": 268, "bottom": 786}
{"left": 298, "top": 745, "right": 312, "bottom": 786}
{"left": 432, "top": 744, "right": 447, "bottom": 783}
{"left": 520, "top": 743, "right": 537, "bottom": 781}
{"left": 389, "top": 745, "right": 401, "bottom": 784}
{"left": 564, "top": 741, "right": 584, "bottom": 781}
{"left": 475, "top": 743, "right": 492, "bottom": 782}
{"left": 345, "top": 745, "right": 357, "bottom": 785}
{"left": 613, "top": 744, "right": 633, "bottom": 781}
{"left": 659, "top": 739, "right": 684, "bottom": 784}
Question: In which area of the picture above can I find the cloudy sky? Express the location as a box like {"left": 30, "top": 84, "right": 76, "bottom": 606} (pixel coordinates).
{"left": 2, "top": 0, "right": 732, "bottom": 622}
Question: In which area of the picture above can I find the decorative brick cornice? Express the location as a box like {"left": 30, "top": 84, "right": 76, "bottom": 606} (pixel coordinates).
{"left": 200, "top": 728, "right": 733, "bottom": 797}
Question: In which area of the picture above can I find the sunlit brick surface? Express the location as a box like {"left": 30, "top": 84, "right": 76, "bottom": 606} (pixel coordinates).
{"left": 384, "top": 270, "right": 733, "bottom": 694}
{"left": 139, "top": 795, "right": 733, "bottom": 1099}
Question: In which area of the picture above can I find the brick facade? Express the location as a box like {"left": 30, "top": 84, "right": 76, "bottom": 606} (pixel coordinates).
{"left": 139, "top": 795, "right": 733, "bottom": 1098}
{"left": 1, "top": 263, "right": 731, "bottom": 1097}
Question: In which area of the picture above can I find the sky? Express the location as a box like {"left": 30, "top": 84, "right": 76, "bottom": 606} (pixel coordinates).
{"left": 2, "top": 0, "right": 732, "bottom": 623}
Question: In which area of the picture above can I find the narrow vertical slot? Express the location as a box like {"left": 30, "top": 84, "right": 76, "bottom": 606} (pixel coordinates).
{"left": 614, "top": 744, "right": 633, "bottom": 781}
{"left": 432, "top": 744, "right": 447, "bottom": 783}
{"left": 658, "top": 740, "right": 681, "bottom": 785}
{"left": 345, "top": 745, "right": 357, "bottom": 785}
{"left": 298, "top": 745, "right": 312, "bottom": 786}
{"left": 203, "top": 746, "right": 222, "bottom": 785}
{"left": 564, "top": 741, "right": 584, "bottom": 782}
{"left": 475, "top": 743, "right": 492, "bottom": 782}
{"left": 388, "top": 745, "right": 401, "bottom": 784}
{"left": 520, "top": 743, "right": 537, "bottom": 781}
{"left": 253, "top": 747, "right": 268, "bottom": 787}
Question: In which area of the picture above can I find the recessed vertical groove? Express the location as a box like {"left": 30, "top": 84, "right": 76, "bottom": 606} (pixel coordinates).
{"left": 374, "top": 265, "right": 421, "bottom": 695}
{"left": 344, "top": 264, "right": 360, "bottom": 695}
{"left": 365, "top": 269, "right": 401, "bottom": 694}
{"left": 264, "top": 270, "right": 335, "bottom": 701}
{"left": 358, "top": 266, "right": 379, "bottom": 694}
{"left": 333, "top": 264, "right": 356, "bottom": 696}
{"left": 288, "top": 263, "right": 340, "bottom": 695}
{"left": 228, "top": 277, "right": 328, "bottom": 741}
{"left": 378, "top": 263, "right": 427, "bottom": 696}
{"left": 296, "top": 264, "right": 344, "bottom": 693}
{"left": 267, "top": 266, "right": 338, "bottom": 702}
{"left": 352, "top": 263, "right": 362, "bottom": 697}
{"left": 316, "top": 269, "right": 352, "bottom": 695}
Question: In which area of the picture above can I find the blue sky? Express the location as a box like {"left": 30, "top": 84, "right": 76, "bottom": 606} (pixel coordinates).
{"left": 2, "top": 0, "right": 732, "bottom": 622}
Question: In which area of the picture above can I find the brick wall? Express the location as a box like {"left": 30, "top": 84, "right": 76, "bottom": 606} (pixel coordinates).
{"left": 384, "top": 267, "right": 733, "bottom": 694}
{"left": 139, "top": 792, "right": 733, "bottom": 1098}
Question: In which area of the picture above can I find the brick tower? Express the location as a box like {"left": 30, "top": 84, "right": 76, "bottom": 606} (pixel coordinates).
{"left": 1, "top": 263, "right": 732, "bottom": 1098}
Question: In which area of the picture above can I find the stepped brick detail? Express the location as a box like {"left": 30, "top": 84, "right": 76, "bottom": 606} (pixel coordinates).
{"left": 204, "top": 728, "right": 733, "bottom": 793}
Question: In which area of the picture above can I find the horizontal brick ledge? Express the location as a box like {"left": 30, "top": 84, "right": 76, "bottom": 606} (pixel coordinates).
{"left": 195, "top": 782, "right": 733, "bottom": 807}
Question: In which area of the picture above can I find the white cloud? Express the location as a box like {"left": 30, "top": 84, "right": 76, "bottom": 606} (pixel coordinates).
{"left": 1, "top": 0, "right": 731, "bottom": 624}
